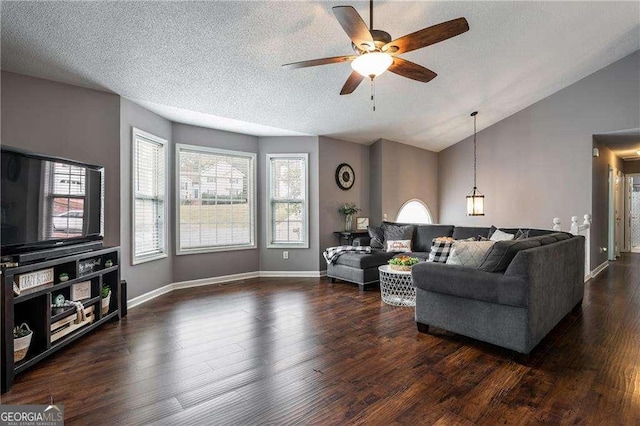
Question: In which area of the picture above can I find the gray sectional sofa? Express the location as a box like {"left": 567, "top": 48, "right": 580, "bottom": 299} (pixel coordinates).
{"left": 326, "top": 223, "right": 585, "bottom": 354}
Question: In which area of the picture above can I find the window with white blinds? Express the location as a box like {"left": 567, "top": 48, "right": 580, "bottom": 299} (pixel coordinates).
{"left": 176, "top": 144, "right": 256, "bottom": 254}
{"left": 132, "top": 128, "right": 168, "bottom": 264}
{"left": 267, "top": 154, "right": 309, "bottom": 248}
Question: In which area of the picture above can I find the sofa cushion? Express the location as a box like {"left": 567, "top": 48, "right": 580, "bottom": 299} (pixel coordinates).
{"left": 527, "top": 232, "right": 571, "bottom": 246}
{"left": 333, "top": 250, "right": 395, "bottom": 269}
{"left": 452, "top": 226, "right": 491, "bottom": 240}
{"left": 368, "top": 226, "right": 384, "bottom": 249}
{"left": 446, "top": 240, "right": 496, "bottom": 268}
{"left": 413, "top": 225, "right": 455, "bottom": 252}
{"left": 478, "top": 239, "right": 542, "bottom": 272}
{"left": 412, "top": 262, "right": 529, "bottom": 308}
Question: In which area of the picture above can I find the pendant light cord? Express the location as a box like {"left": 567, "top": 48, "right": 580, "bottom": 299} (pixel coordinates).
{"left": 473, "top": 113, "right": 477, "bottom": 189}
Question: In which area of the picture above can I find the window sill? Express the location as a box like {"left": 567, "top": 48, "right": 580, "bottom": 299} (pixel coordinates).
{"left": 132, "top": 252, "right": 168, "bottom": 265}
{"left": 267, "top": 243, "right": 310, "bottom": 249}
{"left": 176, "top": 244, "right": 257, "bottom": 256}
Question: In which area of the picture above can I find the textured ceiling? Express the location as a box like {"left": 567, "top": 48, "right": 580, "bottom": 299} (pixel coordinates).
{"left": 596, "top": 128, "right": 640, "bottom": 160}
{"left": 2, "top": 1, "right": 639, "bottom": 151}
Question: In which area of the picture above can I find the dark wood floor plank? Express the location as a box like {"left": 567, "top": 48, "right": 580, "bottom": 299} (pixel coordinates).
{"left": 4, "top": 254, "right": 640, "bottom": 424}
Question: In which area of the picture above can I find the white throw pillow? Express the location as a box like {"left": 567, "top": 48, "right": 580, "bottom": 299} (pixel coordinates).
{"left": 386, "top": 240, "right": 412, "bottom": 253}
{"left": 490, "top": 229, "right": 515, "bottom": 242}
{"left": 446, "top": 240, "right": 496, "bottom": 268}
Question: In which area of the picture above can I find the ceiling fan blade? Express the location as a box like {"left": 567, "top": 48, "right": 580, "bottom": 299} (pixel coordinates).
{"left": 383, "top": 17, "right": 469, "bottom": 55}
{"left": 282, "top": 55, "right": 357, "bottom": 69}
{"left": 340, "top": 71, "right": 365, "bottom": 95}
{"left": 388, "top": 57, "right": 437, "bottom": 82}
{"left": 332, "top": 6, "right": 375, "bottom": 51}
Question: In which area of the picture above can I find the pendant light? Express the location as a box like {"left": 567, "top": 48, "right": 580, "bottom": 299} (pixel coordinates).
{"left": 466, "top": 111, "right": 485, "bottom": 216}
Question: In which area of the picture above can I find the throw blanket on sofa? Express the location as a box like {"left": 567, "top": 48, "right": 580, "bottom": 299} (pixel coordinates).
{"left": 323, "top": 245, "right": 372, "bottom": 265}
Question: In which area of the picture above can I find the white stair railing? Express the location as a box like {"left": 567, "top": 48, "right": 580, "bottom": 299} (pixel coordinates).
{"left": 571, "top": 214, "right": 592, "bottom": 280}
{"left": 552, "top": 214, "right": 592, "bottom": 281}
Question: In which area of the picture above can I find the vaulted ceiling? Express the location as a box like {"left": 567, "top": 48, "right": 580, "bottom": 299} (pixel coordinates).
{"left": 2, "top": 1, "right": 639, "bottom": 151}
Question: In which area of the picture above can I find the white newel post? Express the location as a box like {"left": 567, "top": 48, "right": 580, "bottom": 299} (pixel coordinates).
{"left": 570, "top": 214, "right": 591, "bottom": 281}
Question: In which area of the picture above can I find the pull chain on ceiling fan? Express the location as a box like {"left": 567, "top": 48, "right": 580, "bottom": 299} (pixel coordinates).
{"left": 283, "top": 0, "right": 470, "bottom": 110}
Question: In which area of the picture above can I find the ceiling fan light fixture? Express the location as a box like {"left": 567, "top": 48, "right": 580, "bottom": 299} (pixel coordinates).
{"left": 351, "top": 52, "right": 393, "bottom": 78}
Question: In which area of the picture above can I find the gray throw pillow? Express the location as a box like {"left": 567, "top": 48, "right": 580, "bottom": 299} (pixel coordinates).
{"left": 383, "top": 224, "right": 414, "bottom": 241}
{"left": 368, "top": 226, "right": 384, "bottom": 249}
{"left": 478, "top": 239, "right": 542, "bottom": 273}
{"left": 515, "top": 229, "right": 530, "bottom": 239}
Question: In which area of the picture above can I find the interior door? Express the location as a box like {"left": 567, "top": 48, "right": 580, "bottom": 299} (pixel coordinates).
{"left": 615, "top": 170, "right": 623, "bottom": 257}
{"left": 630, "top": 175, "right": 640, "bottom": 253}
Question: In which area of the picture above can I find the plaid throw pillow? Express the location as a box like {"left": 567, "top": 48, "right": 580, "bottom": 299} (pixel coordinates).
{"left": 428, "top": 237, "right": 454, "bottom": 263}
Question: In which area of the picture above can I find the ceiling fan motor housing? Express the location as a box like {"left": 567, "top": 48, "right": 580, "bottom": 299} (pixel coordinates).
{"left": 352, "top": 29, "right": 392, "bottom": 53}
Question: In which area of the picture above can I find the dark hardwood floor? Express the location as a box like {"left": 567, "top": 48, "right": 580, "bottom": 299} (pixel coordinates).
{"left": 2, "top": 253, "right": 640, "bottom": 424}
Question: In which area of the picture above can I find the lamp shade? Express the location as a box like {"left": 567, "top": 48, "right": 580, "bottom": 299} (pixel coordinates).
{"left": 466, "top": 187, "right": 485, "bottom": 216}
{"left": 351, "top": 52, "right": 393, "bottom": 78}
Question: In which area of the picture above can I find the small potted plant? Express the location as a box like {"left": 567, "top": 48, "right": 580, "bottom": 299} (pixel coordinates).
{"left": 13, "top": 323, "right": 33, "bottom": 363}
{"left": 388, "top": 256, "right": 420, "bottom": 271}
{"left": 338, "top": 203, "right": 361, "bottom": 232}
{"left": 101, "top": 285, "right": 111, "bottom": 315}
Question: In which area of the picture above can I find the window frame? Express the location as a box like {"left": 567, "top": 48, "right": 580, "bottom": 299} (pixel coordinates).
{"left": 395, "top": 198, "right": 433, "bottom": 225}
{"left": 131, "top": 127, "right": 169, "bottom": 265}
{"left": 266, "top": 153, "right": 309, "bottom": 249}
{"left": 175, "top": 143, "right": 257, "bottom": 255}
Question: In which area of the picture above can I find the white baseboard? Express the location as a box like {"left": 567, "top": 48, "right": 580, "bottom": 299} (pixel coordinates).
{"left": 259, "top": 270, "right": 325, "bottom": 278}
{"left": 589, "top": 261, "right": 609, "bottom": 279}
{"left": 128, "top": 270, "right": 325, "bottom": 309}
{"left": 127, "top": 283, "right": 173, "bottom": 309}
{"left": 172, "top": 272, "right": 259, "bottom": 290}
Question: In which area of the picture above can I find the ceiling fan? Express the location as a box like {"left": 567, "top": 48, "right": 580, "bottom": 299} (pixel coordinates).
{"left": 283, "top": 0, "right": 469, "bottom": 97}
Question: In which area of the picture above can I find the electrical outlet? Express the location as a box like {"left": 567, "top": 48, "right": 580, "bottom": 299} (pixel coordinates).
{"left": 283, "top": 251, "right": 289, "bottom": 260}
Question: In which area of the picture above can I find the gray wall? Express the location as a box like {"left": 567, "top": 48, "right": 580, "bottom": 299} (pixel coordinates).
{"left": 591, "top": 139, "right": 624, "bottom": 267}
{"left": 369, "top": 139, "right": 439, "bottom": 225}
{"left": 1, "top": 71, "right": 121, "bottom": 246}
{"left": 318, "top": 136, "right": 370, "bottom": 270}
{"left": 258, "top": 136, "right": 320, "bottom": 272}
{"left": 624, "top": 161, "right": 640, "bottom": 175}
{"left": 120, "top": 98, "right": 173, "bottom": 299}
{"left": 171, "top": 123, "right": 260, "bottom": 282}
{"left": 438, "top": 51, "right": 640, "bottom": 269}
{"left": 369, "top": 140, "right": 383, "bottom": 226}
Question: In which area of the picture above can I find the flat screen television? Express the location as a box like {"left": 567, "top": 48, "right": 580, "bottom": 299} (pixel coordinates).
{"left": 1, "top": 146, "right": 104, "bottom": 257}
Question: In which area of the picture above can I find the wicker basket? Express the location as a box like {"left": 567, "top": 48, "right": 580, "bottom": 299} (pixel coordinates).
{"left": 389, "top": 264, "right": 412, "bottom": 272}
{"left": 14, "top": 324, "right": 33, "bottom": 363}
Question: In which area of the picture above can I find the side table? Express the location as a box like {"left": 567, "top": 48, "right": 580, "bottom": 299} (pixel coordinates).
{"left": 378, "top": 265, "right": 416, "bottom": 307}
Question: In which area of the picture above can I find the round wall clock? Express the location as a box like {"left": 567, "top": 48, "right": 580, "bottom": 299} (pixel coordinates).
{"left": 335, "top": 163, "right": 355, "bottom": 190}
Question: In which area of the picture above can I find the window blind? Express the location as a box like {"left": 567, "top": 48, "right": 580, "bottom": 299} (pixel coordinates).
{"left": 133, "top": 130, "right": 167, "bottom": 262}
{"left": 267, "top": 155, "right": 308, "bottom": 247}
{"left": 177, "top": 145, "right": 256, "bottom": 253}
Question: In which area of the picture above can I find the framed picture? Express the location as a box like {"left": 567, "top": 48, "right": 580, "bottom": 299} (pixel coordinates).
{"left": 356, "top": 217, "right": 369, "bottom": 231}
{"left": 71, "top": 281, "right": 91, "bottom": 301}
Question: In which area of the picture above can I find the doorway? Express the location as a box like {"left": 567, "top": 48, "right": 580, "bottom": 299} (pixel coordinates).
{"left": 627, "top": 174, "right": 640, "bottom": 253}
{"left": 608, "top": 168, "right": 624, "bottom": 260}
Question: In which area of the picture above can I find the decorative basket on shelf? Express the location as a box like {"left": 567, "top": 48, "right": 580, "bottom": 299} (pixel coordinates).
{"left": 13, "top": 323, "right": 33, "bottom": 363}
{"left": 388, "top": 256, "right": 419, "bottom": 272}
{"left": 101, "top": 286, "right": 111, "bottom": 315}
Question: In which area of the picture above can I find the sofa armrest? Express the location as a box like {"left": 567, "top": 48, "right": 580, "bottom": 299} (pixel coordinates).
{"left": 412, "top": 262, "right": 527, "bottom": 307}
{"left": 352, "top": 236, "right": 371, "bottom": 247}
